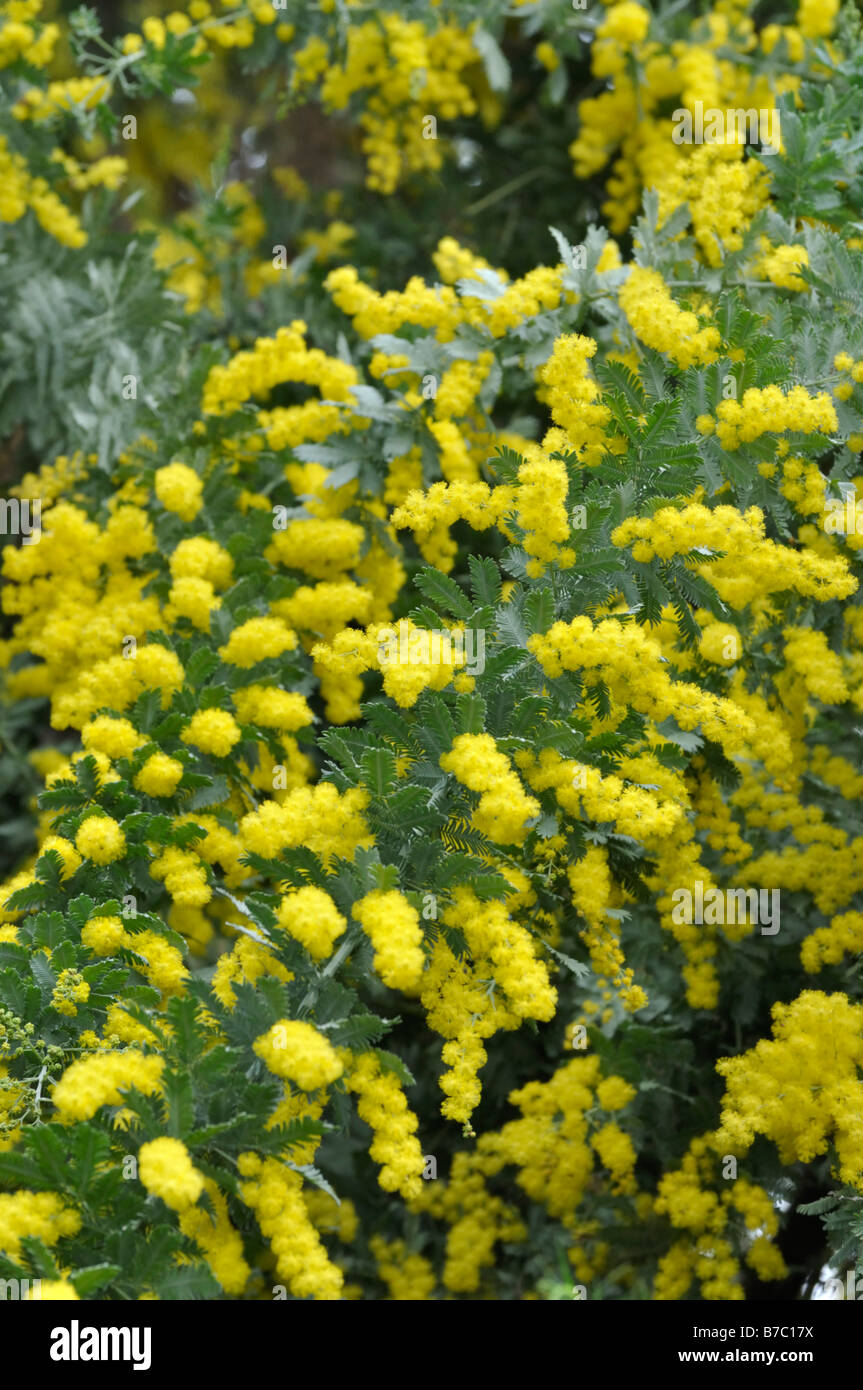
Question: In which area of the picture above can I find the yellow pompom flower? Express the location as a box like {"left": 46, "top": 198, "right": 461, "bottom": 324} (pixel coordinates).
{"left": 253, "top": 1020, "right": 344, "bottom": 1090}
{"left": 138, "top": 1137, "right": 205, "bottom": 1211}
{"left": 134, "top": 644, "right": 185, "bottom": 698}
{"left": 275, "top": 886, "right": 347, "bottom": 960}
{"left": 81, "top": 716, "right": 143, "bottom": 760}
{"left": 81, "top": 915, "right": 128, "bottom": 955}
{"left": 352, "top": 889, "right": 425, "bottom": 993}
{"left": 0, "top": 1191, "right": 81, "bottom": 1261}
{"left": 51, "top": 1052, "right": 164, "bottom": 1122}
{"left": 698, "top": 622, "right": 742, "bottom": 666}
{"left": 153, "top": 462, "right": 203, "bottom": 521}
{"left": 231, "top": 685, "right": 313, "bottom": 731}
{"left": 181, "top": 708, "right": 242, "bottom": 756}
{"left": 134, "top": 752, "right": 185, "bottom": 797}
{"left": 169, "top": 536, "right": 234, "bottom": 588}
{"left": 596, "top": 1075, "right": 637, "bottom": 1111}
{"left": 218, "top": 616, "right": 298, "bottom": 668}
{"left": 75, "top": 815, "right": 126, "bottom": 865}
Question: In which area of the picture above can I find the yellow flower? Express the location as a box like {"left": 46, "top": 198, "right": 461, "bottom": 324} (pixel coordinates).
{"left": 275, "top": 887, "right": 347, "bottom": 960}
{"left": 181, "top": 709, "right": 242, "bottom": 756}
{"left": 138, "top": 1137, "right": 204, "bottom": 1210}
{"left": 352, "top": 889, "right": 426, "bottom": 993}
{"left": 153, "top": 462, "right": 203, "bottom": 521}
{"left": 52, "top": 1052, "right": 164, "bottom": 1122}
{"left": 134, "top": 752, "right": 185, "bottom": 797}
{"left": 253, "top": 1020, "right": 343, "bottom": 1090}
{"left": 75, "top": 815, "right": 126, "bottom": 865}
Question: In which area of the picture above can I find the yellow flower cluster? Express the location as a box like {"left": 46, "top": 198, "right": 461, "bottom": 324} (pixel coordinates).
{"left": 239, "top": 784, "right": 373, "bottom": 865}
{"left": 238, "top": 1154, "right": 343, "bottom": 1300}
{"left": 439, "top": 733, "right": 541, "bottom": 846}
{"left": 178, "top": 1177, "right": 251, "bottom": 1295}
{"left": 756, "top": 241, "right": 810, "bottom": 291}
{"left": 612, "top": 503, "right": 856, "bottom": 608}
{"left": 619, "top": 266, "right": 721, "bottom": 369}
{"left": 253, "top": 1020, "right": 344, "bottom": 1091}
{"left": 352, "top": 889, "right": 425, "bottom": 994}
{"left": 567, "top": 0, "right": 798, "bottom": 239}
{"left": 716, "top": 991, "right": 863, "bottom": 1188}
{"left": 409, "top": 1148, "right": 527, "bottom": 1292}
{"left": 482, "top": 1055, "right": 636, "bottom": 1215}
{"left": 654, "top": 1136, "right": 787, "bottom": 1298}
{"left": 537, "top": 333, "right": 610, "bottom": 462}
{"left": 202, "top": 321, "right": 359, "bottom": 417}
{"left": 0, "top": 1190, "right": 80, "bottom": 1261}
{"left": 529, "top": 616, "right": 754, "bottom": 760}
{"left": 698, "top": 385, "right": 838, "bottom": 450}
{"left": 568, "top": 849, "right": 647, "bottom": 1013}
{"left": 801, "top": 911, "right": 863, "bottom": 973}
{"left": 514, "top": 448, "right": 575, "bottom": 576}
{"left": 312, "top": 16, "right": 480, "bottom": 193}
{"left": 419, "top": 887, "right": 556, "bottom": 1127}
{"left": 50, "top": 969, "right": 90, "bottom": 1018}
{"left": 138, "top": 1137, "right": 205, "bottom": 1211}
{"left": 275, "top": 886, "right": 346, "bottom": 961}
{"left": 344, "top": 1051, "right": 424, "bottom": 1199}
{"left": 0, "top": 132, "right": 86, "bottom": 247}
{"left": 51, "top": 1051, "right": 164, "bottom": 1123}
{"left": 370, "top": 1235, "right": 436, "bottom": 1300}
{"left": 12, "top": 75, "right": 109, "bottom": 123}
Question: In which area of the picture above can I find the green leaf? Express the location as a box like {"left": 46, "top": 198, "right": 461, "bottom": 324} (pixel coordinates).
{"left": 654, "top": 717, "right": 704, "bottom": 752}
{"left": 19, "top": 1237, "right": 61, "bottom": 1281}
{"left": 184, "top": 775, "right": 230, "bottom": 811}
{"left": 542, "top": 941, "right": 592, "bottom": 982}
{"left": 163, "top": 1069, "right": 196, "bottom": 1140}
{"left": 471, "top": 26, "right": 511, "bottom": 92}
{"left": 0, "top": 1152, "right": 45, "bottom": 1188}
{"left": 0, "top": 943, "right": 28, "bottom": 970}
{"left": 373, "top": 1048, "right": 416, "bottom": 1088}
{"left": 155, "top": 1263, "right": 222, "bottom": 1300}
{"left": 524, "top": 589, "right": 555, "bottom": 635}
{"left": 359, "top": 747, "right": 398, "bottom": 799}
{"left": 455, "top": 692, "right": 486, "bottom": 734}
{"left": 69, "top": 1264, "right": 122, "bottom": 1297}
{"left": 186, "top": 1114, "right": 265, "bottom": 1147}
{"left": 186, "top": 647, "right": 220, "bottom": 687}
{"left": 326, "top": 1013, "right": 393, "bottom": 1050}
{"left": 67, "top": 895, "right": 96, "bottom": 926}
{"left": 413, "top": 566, "right": 473, "bottom": 620}
{"left": 289, "top": 1162, "right": 340, "bottom": 1204}
{"left": 468, "top": 556, "right": 502, "bottom": 609}
{"left": 798, "top": 1194, "right": 841, "bottom": 1217}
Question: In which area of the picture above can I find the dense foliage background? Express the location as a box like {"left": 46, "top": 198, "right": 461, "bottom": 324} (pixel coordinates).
{"left": 1, "top": 0, "right": 863, "bottom": 1301}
